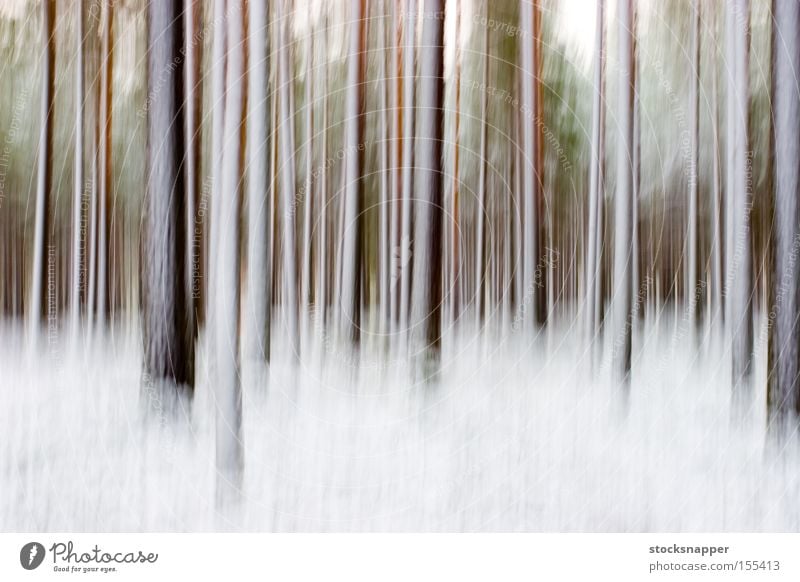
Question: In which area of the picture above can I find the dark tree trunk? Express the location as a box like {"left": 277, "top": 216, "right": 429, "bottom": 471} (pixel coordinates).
{"left": 30, "top": 0, "right": 56, "bottom": 335}
{"left": 142, "top": 0, "right": 194, "bottom": 390}
{"left": 410, "top": 0, "right": 445, "bottom": 353}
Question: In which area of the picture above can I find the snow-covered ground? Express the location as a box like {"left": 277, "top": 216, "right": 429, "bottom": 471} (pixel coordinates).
{"left": 2, "top": 311, "right": 799, "bottom": 531}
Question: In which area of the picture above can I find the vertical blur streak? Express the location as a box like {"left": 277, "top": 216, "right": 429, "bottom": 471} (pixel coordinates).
{"left": 70, "top": 0, "right": 84, "bottom": 336}
{"left": 730, "top": 0, "right": 753, "bottom": 392}
{"left": 585, "top": 0, "right": 604, "bottom": 349}
{"left": 276, "top": 0, "right": 299, "bottom": 361}
{"left": 215, "top": 0, "right": 245, "bottom": 504}
{"left": 398, "top": 0, "right": 416, "bottom": 348}
{"left": 410, "top": 0, "right": 445, "bottom": 355}
{"left": 340, "top": 0, "right": 365, "bottom": 345}
{"left": 768, "top": 0, "right": 800, "bottom": 423}
{"left": 97, "top": 0, "right": 113, "bottom": 329}
{"left": 474, "top": 10, "right": 488, "bottom": 329}
{"left": 686, "top": 0, "right": 700, "bottom": 323}
{"left": 612, "top": 0, "right": 634, "bottom": 385}
{"left": 29, "top": 0, "right": 55, "bottom": 342}
{"left": 246, "top": 0, "right": 271, "bottom": 362}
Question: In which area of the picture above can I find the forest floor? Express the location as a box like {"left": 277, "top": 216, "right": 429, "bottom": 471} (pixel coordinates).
{"left": 1, "top": 311, "right": 799, "bottom": 531}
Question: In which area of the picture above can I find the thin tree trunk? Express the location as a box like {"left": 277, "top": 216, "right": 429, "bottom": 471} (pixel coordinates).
{"left": 686, "top": 0, "right": 701, "bottom": 321}
{"left": 585, "top": 0, "right": 604, "bottom": 346}
{"left": 450, "top": 0, "right": 462, "bottom": 326}
{"left": 29, "top": 0, "right": 55, "bottom": 341}
{"left": 724, "top": 0, "right": 736, "bottom": 329}
{"left": 276, "top": 0, "right": 299, "bottom": 359}
{"left": 475, "top": 14, "right": 488, "bottom": 327}
{"left": 612, "top": 0, "right": 634, "bottom": 384}
{"left": 710, "top": 0, "right": 723, "bottom": 324}
{"left": 520, "top": 0, "right": 542, "bottom": 332}
{"left": 316, "top": 17, "right": 329, "bottom": 326}
{"left": 301, "top": 24, "right": 314, "bottom": 342}
{"left": 389, "top": 0, "right": 402, "bottom": 338}
{"left": 185, "top": 0, "right": 202, "bottom": 335}
{"left": 70, "top": 0, "right": 84, "bottom": 336}
{"left": 208, "top": 0, "right": 227, "bottom": 364}
{"left": 410, "top": 0, "right": 445, "bottom": 354}
{"left": 378, "top": 0, "right": 390, "bottom": 338}
{"left": 768, "top": 0, "right": 799, "bottom": 422}
{"left": 398, "top": 0, "right": 416, "bottom": 340}
{"left": 730, "top": 0, "right": 753, "bottom": 392}
{"left": 214, "top": 0, "right": 245, "bottom": 502}
{"left": 246, "top": 0, "right": 271, "bottom": 361}
{"left": 97, "top": 0, "right": 113, "bottom": 328}
{"left": 341, "top": 0, "right": 366, "bottom": 345}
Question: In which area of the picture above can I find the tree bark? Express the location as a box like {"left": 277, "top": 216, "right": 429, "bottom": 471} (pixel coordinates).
{"left": 410, "top": 0, "right": 445, "bottom": 354}
{"left": 142, "top": 0, "right": 194, "bottom": 389}
{"left": 612, "top": 0, "right": 635, "bottom": 384}
{"left": 246, "top": 0, "right": 272, "bottom": 361}
{"left": 214, "top": 0, "right": 245, "bottom": 502}
{"left": 768, "top": 0, "right": 800, "bottom": 422}
{"left": 29, "top": 0, "right": 56, "bottom": 340}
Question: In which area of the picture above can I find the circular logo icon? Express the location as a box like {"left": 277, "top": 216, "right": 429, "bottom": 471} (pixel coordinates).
{"left": 20, "top": 542, "right": 45, "bottom": 570}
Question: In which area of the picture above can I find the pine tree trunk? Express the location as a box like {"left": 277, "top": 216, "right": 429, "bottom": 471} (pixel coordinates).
{"left": 585, "top": 0, "right": 604, "bottom": 345}
{"left": 276, "top": 0, "right": 299, "bottom": 359}
{"left": 214, "top": 0, "right": 245, "bottom": 502}
{"left": 768, "top": 0, "right": 800, "bottom": 422}
{"left": 341, "top": 0, "right": 366, "bottom": 345}
{"left": 70, "top": 0, "right": 85, "bottom": 335}
{"left": 710, "top": 0, "right": 723, "bottom": 324}
{"left": 410, "top": 0, "right": 445, "bottom": 354}
{"left": 475, "top": 15, "right": 489, "bottom": 327}
{"left": 686, "top": 0, "right": 700, "bottom": 321}
{"left": 143, "top": 0, "right": 194, "bottom": 389}
{"left": 520, "top": 0, "right": 542, "bottom": 332}
{"left": 301, "top": 27, "right": 315, "bottom": 342}
{"left": 730, "top": 0, "right": 753, "bottom": 392}
{"left": 612, "top": 0, "right": 634, "bottom": 384}
{"left": 97, "top": 0, "right": 113, "bottom": 327}
{"left": 245, "top": 0, "right": 271, "bottom": 361}
{"left": 398, "top": 0, "right": 416, "bottom": 341}
{"left": 185, "top": 0, "right": 202, "bottom": 335}
{"left": 29, "top": 0, "right": 56, "bottom": 340}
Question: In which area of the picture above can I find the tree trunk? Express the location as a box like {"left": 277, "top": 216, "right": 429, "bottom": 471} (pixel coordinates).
{"left": 185, "top": 0, "right": 202, "bottom": 334}
{"left": 585, "top": 0, "right": 604, "bottom": 346}
{"left": 410, "top": 0, "right": 445, "bottom": 354}
{"left": 612, "top": 0, "right": 634, "bottom": 384}
{"left": 378, "top": 0, "right": 391, "bottom": 338}
{"left": 341, "top": 0, "right": 366, "bottom": 345}
{"left": 520, "top": 0, "right": 543, "bottom": 331}
{"left": 276, "top": 0, "right": 299, "bottom": 359}
{"left": 142, "top": 0, "right": 194, "bottom": 389}
{"left": 450, "top": 0, "right": 462, "bottom": 326}
{"left": 710, "top": 0, "right": 723, "bottom": 324}
{"left": 730, "top": 0, "right": 753, "bottom": 392}
{"left": 686, "top": 0, "right": 700, "bottom": 321}
{"left": 70, "top": 0, "right": 85, "bottom": 335}
{"left": 301, "top": 25, "right": 315, "bottom": 342}
{"left": 213, "top": 0, "right": 245, "bottom": 503}
{"left": 768, "top": 0, "right": 800, "bottom": 422}
{"left": 97, "top": 0, "right": 113, "bottom": 328}
{"left": 245, "top": 0, "right": 271, "bottom": 361}
{"left": 398, "top": 0, "right": 416, "bottom": 341}
{"left": 29, "top": 0, "right": 56, "bottom": 341}
{"left": 475, "top": 14, "right": 489, "bottom": 327}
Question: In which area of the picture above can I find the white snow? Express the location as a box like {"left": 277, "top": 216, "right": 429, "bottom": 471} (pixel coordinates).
{"left": 1, "top": 313, "right": 799, "bottom": 531}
